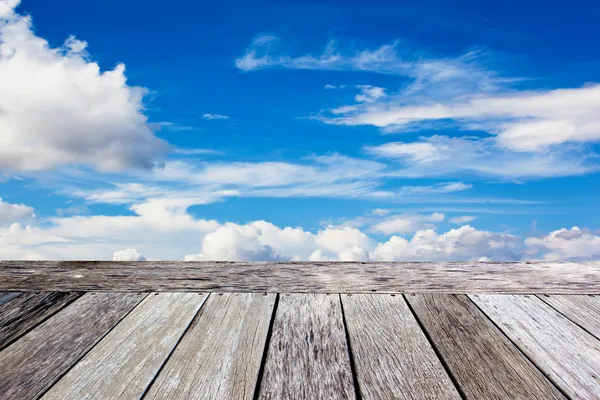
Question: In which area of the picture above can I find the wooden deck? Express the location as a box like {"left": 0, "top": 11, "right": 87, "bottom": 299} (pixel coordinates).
{"left": 1, "top": 262, "right": 600, "bottom": 399}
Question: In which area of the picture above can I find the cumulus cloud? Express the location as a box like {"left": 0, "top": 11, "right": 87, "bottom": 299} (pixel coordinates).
{"left": 0, "top": 198, "right": 220, "bottom": 260}
{"left": 0, "top": 0, "right": 166, "bottom": 172}
{"left": 525, "top": 227, "right": 600, "bottom": 261}
{"left": 339, "top": 245, "right": 371, "bottom": 261}
{"left": 185, "top": 224, "right": 287, "bottom": 261}
{"left": 113, "top": 248, "right": 145, "bottom": 261}
{"left": 0, "top": 197, "right": 34, "bottom": 224}
{"left": 372, "top": 225, "right": 520, "bottom": 261}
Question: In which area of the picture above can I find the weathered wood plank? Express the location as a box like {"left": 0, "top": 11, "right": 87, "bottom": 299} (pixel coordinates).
{"left": 42, "top": 293, "right": 207, "bottom": 400}
{"left": 342, "top": 294, "right": 460, "bottom": 400}
{"left": 538, "top": 295, "right": 600, "bottom": 339}
{"left": 406, "top": 294, "right": 565, "bottom": 399}
{"left": 0, "top": 292, "right": 146, "bottom": 400}
{"left": 0, "top": 292, "right": 22, "bottom": 306}
{"left": 1, "top": 261, "right": 599, "bottom": 293}
{"left": 258, "top": 294, "right": 355, "bottom": 400}
{"left": 0, "top": 292, "right": 83, "bottom": 350}
{"left": 471, "top": 294, "right": 600, "bottom": 399}
{"left": 145, "top": 293, "right": 275, "bottom": 400}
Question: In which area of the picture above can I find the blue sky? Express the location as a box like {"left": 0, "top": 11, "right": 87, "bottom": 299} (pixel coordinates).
{"left": 1, "top": 0, "right": 599, "bottom": 261}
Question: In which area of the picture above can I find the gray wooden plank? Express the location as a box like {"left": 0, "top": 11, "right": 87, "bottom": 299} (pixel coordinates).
{"left": 1, "top": 261, "right": 599, "bottom": 293}
{"left": 0, "top": 292, "right": 83, "bottom": 350}
{"left": 0, "top": 292, "right": 22, "bottom": 306}
{"left": 406, "top": 294, "right": 565, "bottom": 399}
{"left": 258, "top": 293, "right": 355, "bottom": 400}
{"left": 471, "top": 294, "right": 600, "bottom": 399}
{"left": 42, "top": 293, "right": 207, "bottom": 400}
{"left": 342, "top": 294, "right": 460, "bottom": 400}
{"left": 0, "top": 292, "right": 146, "bottom": 400}
{"left": 144, "top": 293, "right": 275, "bottom": 400}
{"left": 538, "top": 295, "right": 600, "bottom": 339}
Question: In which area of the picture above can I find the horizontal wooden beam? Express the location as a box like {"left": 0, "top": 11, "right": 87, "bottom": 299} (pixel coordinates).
{"left": 0, "top": 261, "right": 599, "bottom": 293}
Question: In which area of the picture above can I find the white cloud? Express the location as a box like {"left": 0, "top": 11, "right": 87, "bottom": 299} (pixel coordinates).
{"left": 113, "top": 248, "right": 145, "bottom": 261}
{"left": 372, "top": 225, "right": 520, "bottom": 261}
{"left": 0, "top": 198, "right": 594, "bottom": 262}
{"left": 339, "top": 245, "right": 371, "bottom": 261}
{"left": 316, "top": 226, "right": 375, "bottom": 255}
{"left": 67, "top": 154, "right": 392, "bottom": 208}
{"left": 0, "top": 1, "right": 166, "bottom": 172}
{"left": 396, "top": 182, "right": 472, "bottom": 196}
{"left": 371, "top": 208, "right": 390, "bottom": 217}
{"left": 355, "top": 85, "right": 386, "bottom": 103}
{"left": 370, "top": 213, "right": 445, "bottom": 234}
{"left": 449, "top": 216, "right": 477, "bottom": 225}
{"left": 235, "top": 36, "right": 501, "bottom": 95}
{"left": 366, "top": 136, "right": 597, "bottom": 179}
{"left": 0, "top": 223, "right": 70, "bottom": 260}
{"left": 185, "top": 224, "right": 289, "bottom": 261}
{"left": 0, "top": 198, "right": 221, "bottom": 260}
{"left": 326, "top": 85, "right": 600, "bottom": 152}
{"left": 0, "top": 197, "right": 35, "bottom": 224}
{"left": 525, "top": 227, "right": 600, "bottom": 261}
{"left": 202, "top": 113, "right": 230, "bottom": 120}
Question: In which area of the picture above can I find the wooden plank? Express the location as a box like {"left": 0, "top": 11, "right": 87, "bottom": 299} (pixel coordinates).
{"left": 257, "top": 294, "right": 355, "bottom": 400}
{"left": 538, "top": 295, "right": 600, "bottom": 339}
{"left": 0, "top": 292, "right": 22, "bottom": 306}
{"left": 471, "top": 294, "right": 600, "bottom": 399}
{"left": 144, "top": 293, "right": 275, "bottom": 400}
{"left": 343, "top": 294, "right": 460, "bottom": 400}
{"left": 42, "top": 293, "right": 207, "bottom": 400}
{"left": 1, "top": 261, "right": 599, "bottom": 293}
{"left": 406, "top": 294, "right": 565, "bottom": 399}
{"left": 0, "top": 292, "right": 146, "bottom": 400}
{"left": 0, "top": 292, "right": 83, "bottom": 350}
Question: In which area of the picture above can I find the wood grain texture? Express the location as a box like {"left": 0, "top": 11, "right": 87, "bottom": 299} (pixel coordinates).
{"left": 0, "top": 292, "right": 146, "bottom": 400}
{"left": 0, "top": 292, "right": 22, "bottom": 306}
{"left": 406, "top": 294, "right": 565, "bottom": 399}
{"left": 42, "top": 293, "right": 207, "bottom": 400}
{"left": 538, "top": 295, "right": 600, "bottom": 339}
{"left": 342, "top": 294, "right": 460, "bottom": 400}
{"left": 145, "top": 293, "right": 275, "bottom": 400}
{"left": 0, "top": 292, "right": 83, "bottom": 350}
{"left": 258, "top": 294, "right": 355, "bottom": 400}
{"left": 1, "top": 261, "right": 599, "bottom": 293}
{"left": 471, "top": 294, "right": 600, "bottom": 399}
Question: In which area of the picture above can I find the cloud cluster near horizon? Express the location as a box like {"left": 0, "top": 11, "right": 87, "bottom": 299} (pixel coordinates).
{"left": 1, "top": 194, "right": 598, "bottom": 261}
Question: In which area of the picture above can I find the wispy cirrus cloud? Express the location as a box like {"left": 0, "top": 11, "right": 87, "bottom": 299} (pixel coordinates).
{"left": 202, "top": 113, "right": 230, "bottom": 120}
{"left": 236, "top": 35, "right": 600, "bottom": 180}
{"left": 235, "top": 35, "right": 505, "bottom": 95}
{"left": 365, "top": 135, "right": 599, "bottom": 179}
{"left": 449, "top": 215, "right": 477, "bottom": 225}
